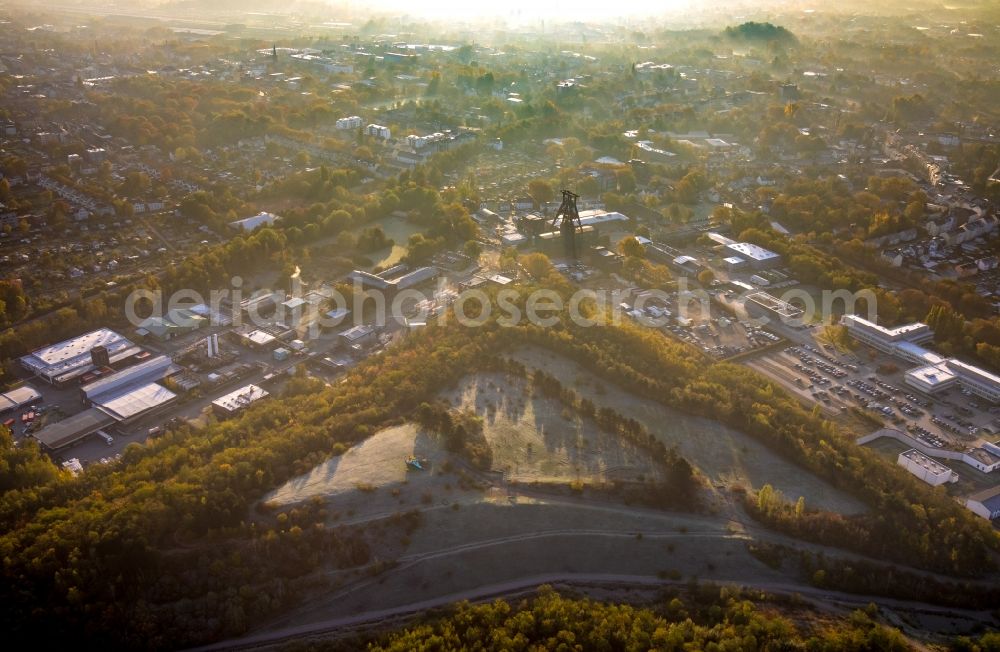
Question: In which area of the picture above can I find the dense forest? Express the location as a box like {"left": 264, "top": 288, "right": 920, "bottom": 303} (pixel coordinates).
{"left": 337, "top": 586, "right": 918, "bottom": 651}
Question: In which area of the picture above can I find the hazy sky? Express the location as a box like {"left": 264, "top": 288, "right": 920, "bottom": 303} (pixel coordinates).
{"left": 351, "top": 0, "right": 712, "bottom": 22}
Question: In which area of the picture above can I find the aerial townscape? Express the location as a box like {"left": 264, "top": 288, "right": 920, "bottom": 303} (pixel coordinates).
{"left": 1, "top": 0, "right": 1000, "bottom": 649}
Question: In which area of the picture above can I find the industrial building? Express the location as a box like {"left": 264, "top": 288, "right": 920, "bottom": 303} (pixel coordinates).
{"left": 30, "top": 355, "right": 180, "bottom": 451}
{"left": 576, "top": 209, "right": 629, "bottom": 231}
{"left": 239, "top": 291, "right": 283, "bottom": 319}
{"left": 80, "top": 355, "right": 179, "bottom": 423}
{"left": 706, "top": 234, "right": 780, "bottom": 270}
{"left": 347, "top": 269, "right": 392, "bottom": 291}
{"left": 745, "top": 291, "right": 803, "bottom": 321}
{"left": 20, "top": 328, "right": 142, "bottom": 386}
{"left": 723, "top": 242, "right": 781, "bottom": 269}
{"left": 346, "top": 267, "right": 439, "bottom": 293}
{"left": 0, "top": 385, "right": 42, "bottom": 414}
{"left": 31, "top": 408, "right": 116, "bottom": 451}
{"left": 135, "top": 308, "right": 208, "bottom": 341}
{"left": 233, "top": 327, "right": 279, "bottom": 350}
{"left": 391, "top": 266, "right": 440, "bottom": 290}
{"left": 897, "top": 449, "right": 956, "bottom": 485}
{"left": 229, "top": 211, "right": 280, "bottom": 232}
{"left": 340, "top": 324, "right": 378, "bottom": 348}
{"left": 212, "top": 384, "right": 270, "bottom": 417}
{"left": 965, "top": 486, "right": 1000, "bottom": 520}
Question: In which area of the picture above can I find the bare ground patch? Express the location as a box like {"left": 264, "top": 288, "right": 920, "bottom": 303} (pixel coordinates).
{"left": 440, "top": 371, "right": 662, "bottom": 485}
{"left": 508, "top": 346, "right": 866, "bottom": 515}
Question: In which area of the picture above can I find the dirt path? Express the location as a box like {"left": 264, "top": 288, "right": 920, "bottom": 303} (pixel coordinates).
{"left": 192, "top": 568, "right": 993, "bottom": 652}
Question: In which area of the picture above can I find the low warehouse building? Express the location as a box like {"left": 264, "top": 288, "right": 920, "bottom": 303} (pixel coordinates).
{"left": 0, "top": 385, "right": 42, "bottom": 414}
{"left": 212, "top": 384, "right": 270, "bottom": 417}
{"left": 30, "top": 408, "right": 116, "bottom": 452}
{"left": 966, "top": 486, "right": 1000, "bottom": 521}
{"left": 897, "top": 448, "right": 956, "bottom": 486}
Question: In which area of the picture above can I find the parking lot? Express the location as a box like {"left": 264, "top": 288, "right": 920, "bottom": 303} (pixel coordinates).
{"left": 747, "top": 337, "right": 1000, "bottom": 448}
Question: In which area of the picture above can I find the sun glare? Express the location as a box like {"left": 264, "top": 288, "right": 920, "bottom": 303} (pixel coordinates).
{"left": 360, "top": 0, "right": 699, "bottom": 21}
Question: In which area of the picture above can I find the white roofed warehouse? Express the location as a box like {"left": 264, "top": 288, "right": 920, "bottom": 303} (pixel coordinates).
{"left": 229, "top": 211, "right": 280, "bottom": 232}
{"left": 897, "top": 449, "right": 956, "bottom": 486}
{"left": 79, "top": 355, "right": 180, "bottom": 424}
{"left": 20, "top": 328, "right": 142, "bottom": 386}
{"left": 212, "top": 384, "right": 270, "bottom": 417}
{"left": 723, "top": 242, "right": 781, "bottom": 270}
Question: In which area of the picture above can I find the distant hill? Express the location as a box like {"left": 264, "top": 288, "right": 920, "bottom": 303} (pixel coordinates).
{"left": 724, "top": 21, "right": 797, "bottom": 44}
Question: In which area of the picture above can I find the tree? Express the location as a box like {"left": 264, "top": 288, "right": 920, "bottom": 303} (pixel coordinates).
{"left": 521, "top": 252, "right": 555, "bottom": 279}
{"left": 615, "top": 168, "right": 636, "bottom": 193}
{"left": 697, "top": 269, "right": 715, "bottom": 286}
{"left": 426, "top": 71, "right": 441, "bottom": 96}
{"left": 578, "top": 176, "right": 600, "bottom": 197}
{"left": 619, "top": 236, "right": 646, "bottom": 259}
{"left": 527, "top": 179, "right": 555, "bottom": 208}
{"left": 463, "top": 239, "right": 482, "bottom": 260}
{"left": 926, "top": 304, "right": 965, "bottom": 343}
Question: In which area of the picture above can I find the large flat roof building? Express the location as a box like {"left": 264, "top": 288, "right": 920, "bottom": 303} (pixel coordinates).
{"left": 724, "top": 242, "right": 781, "bottom": 269}
{"left": 841, "top": 315, "right": 933, "bottom": 353}
{"left": 30, "top": 408, "right": 116, "bottom": 451}
{"left": 78, "top": 355, "right": 179, "bottom": 424}
{"left": 93, "top": 382, "right": 177, "bottom": 422}
{"left": 20, "top": 328, "right": 141, "bottom": 386}
{"left": 745, "top": 291, "right": 804, "bottom": 320}
{"left": 340, "top": 324, "right": 378, "bottom": 348}
{"left": 80, "top": 355, "right": 176, "bottom": 403}
{"left": 392, "top": 266, "right": 439, "bottom": 290}
{"left": 844, "top": 314, "right": 1000, "bottom": 404}
{"left": 346, "top": 270, "right": 392, "bottom": 291}
{"left": 212, "top": 384, "right": 270, "bottom": 417}
{"left": 904, "top": 362, "right": 959, "bottom": 395}
{"left": 897, "top": 449, "right": 956, "bottom": 486}
{"left": 947, "top": 360, "right": 1000, "bottom": 404}
{"left": 230, "top": 211, "right": 280, "bottom": 232}
{"left": 962, "top": 448, "right": 1000, "bottom": 474}
{"left": 894, "top": 340, "right": 947, "bottom": 366}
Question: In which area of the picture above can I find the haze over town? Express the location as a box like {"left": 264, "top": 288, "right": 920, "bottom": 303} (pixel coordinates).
{"left": 0, "top": 0, "right": 999, "bottom": 649}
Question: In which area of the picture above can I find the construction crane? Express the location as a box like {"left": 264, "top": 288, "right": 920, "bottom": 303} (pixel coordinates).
{"left": 550, "top": 189, "right": 583, "bottom": 261}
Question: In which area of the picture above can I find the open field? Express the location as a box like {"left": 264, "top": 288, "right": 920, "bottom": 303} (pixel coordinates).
{"left": 509, "top": 347, "right": 866, "bottom": 515}
{"left": 441, "top": 371, "right": 662, "bottom": 484}
{"left": 364, "top": 216, "right": 422, "bottom": 269}
{"left": 264, "top": 424, "right": 481, "bottom": 520}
